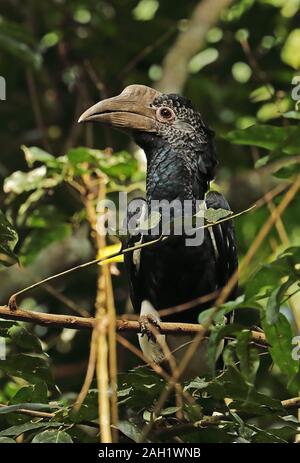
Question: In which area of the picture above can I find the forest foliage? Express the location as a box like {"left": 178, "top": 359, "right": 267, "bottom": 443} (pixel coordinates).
{"left": 0, "top": 0, "right": 300, "bottom": 443}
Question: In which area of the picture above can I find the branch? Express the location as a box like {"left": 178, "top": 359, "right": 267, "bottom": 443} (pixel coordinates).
{"left": 25, "top": 69, "right": 51, "bottom": 152}
{"left": 0, "top": 305, "right": 267, "bottom": 346}
{"left": 7, "top": 204, "right": 253, "bottom": 310}
{"left": 282, "top": 397, "right": 300, "bottom": 410}
{"left": 0, "top": 404, "right": 98, "bottom": 429}
{"left": 156, "top": 0, "right": 233, "bottom": 93}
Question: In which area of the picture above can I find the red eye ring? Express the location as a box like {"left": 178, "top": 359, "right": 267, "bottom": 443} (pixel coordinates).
{"left": 156, "top": 106, "right": 175, "bottom": 123}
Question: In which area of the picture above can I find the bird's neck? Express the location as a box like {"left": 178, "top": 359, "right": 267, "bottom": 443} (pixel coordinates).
{"left": 144, "top": 143, "right": 208, "bottom": 205}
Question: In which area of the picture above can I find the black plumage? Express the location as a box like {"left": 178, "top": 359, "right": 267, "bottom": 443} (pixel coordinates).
{"left": 125, "top": 93, "right": 237, "bottom": 323}
{"left": 79, "top": 85, "right": 238, "bottom": 375}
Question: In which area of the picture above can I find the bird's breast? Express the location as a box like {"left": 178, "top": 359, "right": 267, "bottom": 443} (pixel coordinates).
{"left": 139, "top": 232, "right": 217, "bottom": 323}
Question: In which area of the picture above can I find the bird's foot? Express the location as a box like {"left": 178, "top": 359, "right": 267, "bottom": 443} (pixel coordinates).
{"left": 139, "top": 314, "right": 161, "bottom": 343}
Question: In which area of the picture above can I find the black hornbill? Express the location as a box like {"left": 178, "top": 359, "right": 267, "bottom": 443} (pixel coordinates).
{"left": 79, "top": 85, "right": 238, "bottom": 378}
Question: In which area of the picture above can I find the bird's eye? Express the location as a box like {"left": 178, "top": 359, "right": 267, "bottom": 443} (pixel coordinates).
{"left": 156, "top": 106, "right": 175, "bottom": 122}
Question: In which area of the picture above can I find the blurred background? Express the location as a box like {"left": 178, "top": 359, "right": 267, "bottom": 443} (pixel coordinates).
{"left": 0, "top": 0, "right": 299, "bottom": 396}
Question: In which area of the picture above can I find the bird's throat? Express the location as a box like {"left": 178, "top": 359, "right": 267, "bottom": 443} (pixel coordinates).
{"left": 145, "top": 145, "right": 207, "bottom": 205}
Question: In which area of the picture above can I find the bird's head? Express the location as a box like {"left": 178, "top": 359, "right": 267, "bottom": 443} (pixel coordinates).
{"left": 79, "top": 84, "right": 214, "bottom": 151}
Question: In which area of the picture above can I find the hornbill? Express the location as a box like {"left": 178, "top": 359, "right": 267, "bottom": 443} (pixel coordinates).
{"left": 79, "top": 85, "right": 238, "bottom": 378}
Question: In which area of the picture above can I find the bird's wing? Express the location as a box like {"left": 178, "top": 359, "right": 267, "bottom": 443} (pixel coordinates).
{"left": 205, "top": 190, "right": 238, "bottom": 298}
{"left": 123, "top": 197, "right": 147, "bottom": 312}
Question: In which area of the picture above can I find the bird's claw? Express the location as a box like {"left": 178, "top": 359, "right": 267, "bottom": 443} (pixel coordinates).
{"left": 139, "top": 314, "right": 161, "bottom": 343}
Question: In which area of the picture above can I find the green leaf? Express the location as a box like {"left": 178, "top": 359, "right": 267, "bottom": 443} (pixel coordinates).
{"left": 8, "top": 325, "right": 43, "bottom": 353}
{"left": 247, "top": 423, "right": 288, "bottom": 443}
{"left": 198, "top": 307, "right": 226, "bottom": 325}
{"left": 281, "top": 29, "right": 300, "bottom": 70}
{"left": 99, "top": 151, "right": 138, "bottom": 180}
{"left": 198, "top": 296, "right": 261, "bottom": 326}
{"left": 17, "top": 190, "right": 46, "bottom": 225}
{"left": 21, "top": 146, "right": 56, "bottom": 167}
{"left": 118, "top": 368, "right": 165, "bottom": 410}
{"left": 117, "top": 420, "right": 145, "bottom": 443}
{"left": 21, "top": 222, "right": 72, "bottom": 265}
{"left": 246, "top": 247, "right": 300, "bottom": 300}
{"left": 0, "top": 320, "right": 15, "bottom": 337}
{"left": 0, "top": 33, "right": 42, "bottom": 69}
{"left": 283, "top": 111, "right": 300, "bottom": 120}
{"left": 179, "top": 425, "right": 234, "bottom": 443}
{"left": 0, "top": 353, "right": 54, "bottom": 385}
{"left": 32, "top": 429, "right": 73, "bottom": 443}
{"left": 204, "top": 207, "right": 232, "bottom": 223}
{"left": 0, "top": 437, "right": 16, "bottom": 443}
{"left": 133, "top": 0, "right": 159, "bottom": 21}
{"left": 160, "top": 406, "right": 180, "bottom": 416}
{"left": 25, "top": 205, "right": 68, "bottom": 229}
{"left": 184, "top": 377, "right": 210, "bottom": 391}
{"left": 273, "top": 163, "right": 300, "bottom": 179}
{"left": 249, "top": 85, "right": 274, "bottom": 103}
{"left": 67, "top": 148, "right": 138, "bottom": 180}
{"left": 256, "top": 99, "right": 290, "bottom": 122}
{"left": 0, "top": 209, "right": 18, "bottom": 267}
{"left": 236, "top": 330, "right": 260, "bottom": 384}
{"left": 208, "top": 367, "right": 285, "bottom": 412}
{"left": 225, "top": 124, "right": 300, "bottom": 156}
{"left": 69, "top": 389, "right": 98, "bottom": 423}
{"left": 265, "top": 277, "right": 295, "bottom": 324}
{"left": 4, "top": 167, "right": 61, "bottom": 194}
{"left": 0, "top": 403, "right": 52, "bottom": 415}
{"left": 0, "top": 421, "right": 61, "bottom": 437}
{"left": 207, "top": 323, "right": 243, "bottom": 373}
{"left": 0, "top": 321, "right": 43, "bottom": 354}
{"left": 10, "top": 382, "right": 48, "bottom": 405}
{"left": 67, "top": 147, "right": 97, "bottom": 165}
{"left": 0, "top": 18, "right": 36, "bottom": 45}
{"left": 262, "top": 313, "right": 299, "bottom": 387}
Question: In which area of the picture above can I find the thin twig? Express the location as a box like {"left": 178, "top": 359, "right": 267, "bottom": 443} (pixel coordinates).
{"left": 0, "top": 404, "right": 99, "bottom": 429}
{"left": 118, "top": 28, "right": 176, "bottom": 80}
{"left": 0, "top": 304, "right": 267, "bottom": 345}
{"left": 25, "top": 69, "right": 51, "bottom": 152}
{"left": 139, "top": 176, "right": 300, "bottom": 441}
{"left": 7, "top": 205, "right": 253, "bottom": 309}
{"left": 73, "top": 328, "right": 97, "bottom": 412}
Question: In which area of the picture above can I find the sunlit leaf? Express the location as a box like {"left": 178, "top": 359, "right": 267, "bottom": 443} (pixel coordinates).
{"left": 32, "top": 429, "right": 73, "bottom": 443}
{"left": 204, "top": 207, "right": 232, "bottom": 223}
{"left": 0, "top": 437, "right": 16, "bottom": 443}
{"left": 249, "top": 85, "right": 274, "bottom": 103}
{"left": 281, "top": 29, "right": 300, "bottom": 69}
{"left": 21, "top": 146, "right": 56, "bottom": 167}
{"left": 4, "top": 167, "right": 61, "bottom": 194}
